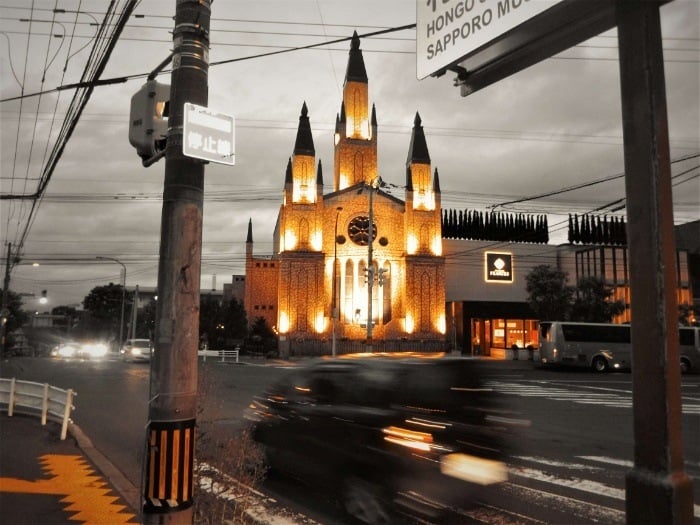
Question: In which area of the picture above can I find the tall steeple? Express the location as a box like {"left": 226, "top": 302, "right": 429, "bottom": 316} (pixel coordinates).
{"left": 345, "top": 31, "right": 368, "bottom": 83}
{"left": 334, "top": 32, "right": 378, "bottom": 190}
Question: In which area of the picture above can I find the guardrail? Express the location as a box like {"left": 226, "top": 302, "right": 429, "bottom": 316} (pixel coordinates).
{"left": 198, "top": 348, "right": 239, "bottom": 363}
{"left": 0, "top": 378, "right": 76, "bottom": 440}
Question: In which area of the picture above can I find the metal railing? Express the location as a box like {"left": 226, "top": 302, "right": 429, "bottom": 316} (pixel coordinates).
{"left": 0, "top": 378, "right": 76, "bottom": 440}
{"left": 198, "top": 348, "right": 239, "bottom": 363}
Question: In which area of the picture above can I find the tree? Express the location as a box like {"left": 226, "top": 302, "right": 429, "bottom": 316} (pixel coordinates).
{"left": 525, "top": 265, "right": 574, "bottom": 321}
{"left": 247, "top": 316, "right": 278, "bottom": 356}
{"left": 81, "top": 283, "right": 126, "bottom": 341}
{"left": 199, "top": 296, "right": 248, "bottom": 349}
{"left": 1, "top": 288, "right": 30, "bottom": 354}
{"left": 250, "top": 316, "right": 275, "bottom": 340}
{"left": 51, "top": 305, "right": 80, "bottom": 331}
{"left": 570, "top": 277, "right": 626, "bottom": 323}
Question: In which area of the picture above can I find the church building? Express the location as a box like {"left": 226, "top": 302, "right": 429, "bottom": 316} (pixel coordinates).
{"left": 244, "top": 33, "right": 446, "bottom": 356}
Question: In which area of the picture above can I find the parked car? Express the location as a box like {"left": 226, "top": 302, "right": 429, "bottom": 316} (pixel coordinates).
{"left": 120, "top": 339, "right": 153, "bottom": 362}
{"left": 245, "top": 354, "right": 518, "bottom": 524}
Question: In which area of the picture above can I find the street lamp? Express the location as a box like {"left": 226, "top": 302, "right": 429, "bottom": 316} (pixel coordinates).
{"left": 96, "top": 256, "right": 126, "bottom": 350}
{"left": 332, "top": 206, "right": 343, "bottom": 357}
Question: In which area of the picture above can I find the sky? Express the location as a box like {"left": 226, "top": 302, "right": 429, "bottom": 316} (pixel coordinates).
{"left": 1, "top": 0, "right": 698, "bottom": 311}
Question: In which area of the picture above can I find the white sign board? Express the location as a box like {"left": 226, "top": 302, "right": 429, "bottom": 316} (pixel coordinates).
{"left": 183, "top": 103, "right": 235, "bottom": 165}
{"left": 417, "top": 0, "right": 563, "bottom": 79}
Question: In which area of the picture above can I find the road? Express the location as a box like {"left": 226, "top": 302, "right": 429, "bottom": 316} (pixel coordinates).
{"left": 2, "top": 355, "right": 698, "bottom": 523}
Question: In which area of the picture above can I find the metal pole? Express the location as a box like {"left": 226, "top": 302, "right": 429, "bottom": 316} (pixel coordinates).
{"left": 366, "top": 180, "right": 375, "bottom": 352}
{"left": 617, "top": 2, "right": 693, "bottom": 523}
{"left": 143, "top": 1, "right": 209, "bottom": 522}
{"left": 130, "top": 285, "right": 139, "bottom": 341}
{"left": 332, "top": 207, "right": 342, "bottom": 357}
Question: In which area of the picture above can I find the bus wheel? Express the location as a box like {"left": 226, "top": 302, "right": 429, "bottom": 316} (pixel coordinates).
{"left": 592, "top": 356, "right": 608, "bottom": 373}
{"left": 680, "top": 359, "right": 690, "bottom": 375}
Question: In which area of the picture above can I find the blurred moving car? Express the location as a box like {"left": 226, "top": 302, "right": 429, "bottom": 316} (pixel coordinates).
{"left": 120, "top": 338, "right": 153, "bottom": 362}
{"left": 51, "top": 341, "right": 108, "bottom": 359}
{"left": 51, "top": 341, "right": 82, "bottom": 359}
{"left": 245, "top": 355, "right": 518, "bottom": 524}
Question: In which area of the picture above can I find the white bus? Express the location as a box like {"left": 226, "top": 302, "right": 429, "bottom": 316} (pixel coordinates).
{"left": 679, "top": 326, "right": 700, "bottom": 374}
{"left": 539, "top": 322, "right": 699, "bottom": 374}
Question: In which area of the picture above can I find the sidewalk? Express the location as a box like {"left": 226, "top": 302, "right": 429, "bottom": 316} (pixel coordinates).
{"left": 0, "top": 413, "right": 138, "bottom": 525}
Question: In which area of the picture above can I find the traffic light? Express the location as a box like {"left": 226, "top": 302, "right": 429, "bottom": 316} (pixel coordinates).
{"left": 129, "top": 79, "right": 170, "bottom": 163}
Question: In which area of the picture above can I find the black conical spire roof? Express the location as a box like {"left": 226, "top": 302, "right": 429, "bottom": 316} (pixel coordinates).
{"left": 246, "top": 218, "right": 253, "bottom": 243}
{"left": 293, "top": 102, "right": 315, "bottom": 156}
{"left": 345, "top": 31, "right": 368, "bottom": 83}
{"left": 406, "top": 112, "right": 430, "bottom": 165}
{"left": 316, "top": 159, "right": 323, "bottom": 185}
{"left": 285, "top": 157, "right": 292, "bottom": 184}
{"left": 433, "top": 167, "right": 441, "bottom": 193}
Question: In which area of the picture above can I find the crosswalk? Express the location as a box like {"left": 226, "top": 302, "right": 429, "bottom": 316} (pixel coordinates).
{"left": 463, "top": 454, "right": 700, "bottom": 524}
{"left": 486, "top": 379, "right": 700, "bottom": 415}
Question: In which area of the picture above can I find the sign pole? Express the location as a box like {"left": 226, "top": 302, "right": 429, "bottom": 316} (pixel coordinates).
{"left": 143, "top": 1, "right": 210, "bottom": 523}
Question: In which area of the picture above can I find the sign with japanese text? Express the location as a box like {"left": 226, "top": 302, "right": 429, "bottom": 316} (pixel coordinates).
{"left": 183, "top": 103, "right": 235, "bottom": 165}
{"left": 416, "top": 0, "right": 564, "bottom": 79}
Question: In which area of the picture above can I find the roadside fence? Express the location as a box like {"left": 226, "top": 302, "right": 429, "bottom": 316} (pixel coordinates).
{"left": 0, "top": 378, "right": 76, "bottom": 440}
{"left": 198, "top": 348, "right": 240, "bottom": 363}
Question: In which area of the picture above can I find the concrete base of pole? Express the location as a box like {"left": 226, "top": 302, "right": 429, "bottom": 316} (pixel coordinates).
{"left": 626, "top": 468, "right": 694, "bottom": 524}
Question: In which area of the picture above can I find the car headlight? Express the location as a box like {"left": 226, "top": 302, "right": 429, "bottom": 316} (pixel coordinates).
{"left": 82, "top": 343, "right": 108, "bottom": 357}
{"left": 58, "top": 345, "right": 77, "bottom": 357}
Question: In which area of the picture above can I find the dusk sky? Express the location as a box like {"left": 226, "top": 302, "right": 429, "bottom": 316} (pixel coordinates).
{"left": 1, "top": 0, "right": 698, "bottom": 310}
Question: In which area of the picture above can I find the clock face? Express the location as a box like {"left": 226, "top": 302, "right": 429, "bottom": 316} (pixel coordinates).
{"left": 348, "top": 216, "right": 377, "bottom": 246}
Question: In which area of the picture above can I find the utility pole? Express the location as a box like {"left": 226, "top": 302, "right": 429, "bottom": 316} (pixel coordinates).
{"left": 1, "top": 243, "right": 12, "bottom": 355}
{"left": 143, "top": 1, "right": 210, "bottom": 523}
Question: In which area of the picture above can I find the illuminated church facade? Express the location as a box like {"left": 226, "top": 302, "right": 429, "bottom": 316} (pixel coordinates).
{"left": 244, "top": 33, "right": 445, "bottom": 355}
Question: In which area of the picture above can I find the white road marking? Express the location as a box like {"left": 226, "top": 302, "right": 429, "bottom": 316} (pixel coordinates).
{"left": 576, "top": 455, "right": 633, "bottom": 468}
{"left": 514, "top": 456, "right": 604, "bottom": 471}
{"left": 488, "top": 380, "right": 700, "bottom": 414}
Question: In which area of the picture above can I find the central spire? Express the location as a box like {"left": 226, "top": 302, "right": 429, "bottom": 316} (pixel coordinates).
{"left": 345, "top": 31, "right": 368, "bottom": 83}
{"left": 293, "top": 101, "right": 315, "bottom": 156}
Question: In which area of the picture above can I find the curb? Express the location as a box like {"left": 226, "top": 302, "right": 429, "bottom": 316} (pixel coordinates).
{"left": 69, "top": 422, "right": 141, "bottom": 518}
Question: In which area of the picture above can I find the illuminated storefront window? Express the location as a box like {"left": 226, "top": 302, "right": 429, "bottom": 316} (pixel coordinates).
{"left": 470, "top": 317, "right": 539, "bottom": 356}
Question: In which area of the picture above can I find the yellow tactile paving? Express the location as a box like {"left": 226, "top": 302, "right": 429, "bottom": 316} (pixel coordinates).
{"left": 0, "top": 454, "right": 137, "bottom": 524}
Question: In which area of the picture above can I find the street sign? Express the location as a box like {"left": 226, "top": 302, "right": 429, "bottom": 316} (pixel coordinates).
{"left": 183, "top": 103, "right": 235, "bottom": 165}
{"left": 417, "top": 0, "right": 564, "bottom": 79}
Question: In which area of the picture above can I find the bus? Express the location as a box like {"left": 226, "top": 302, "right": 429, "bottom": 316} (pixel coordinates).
{"left": 539, "top": 322, "right": 699, "bottom": 374}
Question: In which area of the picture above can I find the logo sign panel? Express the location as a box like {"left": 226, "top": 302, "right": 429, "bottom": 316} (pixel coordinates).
{"left": 485, "top": 252, "right": 513, "bottom": 282}
{"left": 417, "top": 0, "right": 564, "bottom": 79}
{"left": 183, "top": 103, "right": 235, "bottom": 165}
